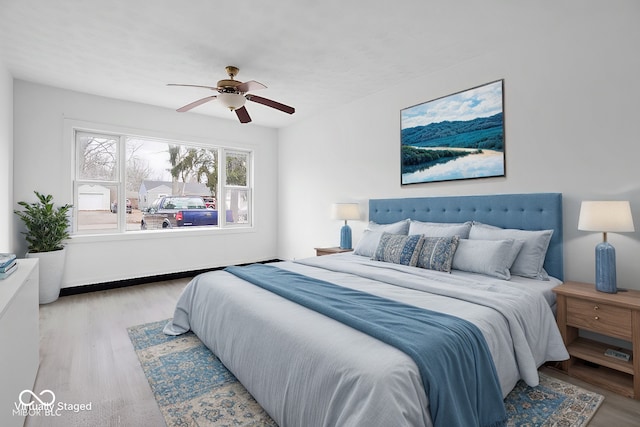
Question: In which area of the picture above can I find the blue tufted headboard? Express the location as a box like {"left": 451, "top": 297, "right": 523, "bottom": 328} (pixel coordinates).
{"left": 369, "top": 193, "right": 564, "bottom": 281}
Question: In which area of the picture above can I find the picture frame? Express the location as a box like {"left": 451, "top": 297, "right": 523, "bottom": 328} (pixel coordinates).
{"left": 400, "top": 80, "right": 505, "bottom": 185}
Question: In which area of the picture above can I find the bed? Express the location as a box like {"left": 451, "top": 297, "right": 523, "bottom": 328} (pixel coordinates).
{"left": 165, "top": 192, "right": 569, "bottom": 427}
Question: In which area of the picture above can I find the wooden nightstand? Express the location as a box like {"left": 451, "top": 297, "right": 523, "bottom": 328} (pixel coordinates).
{"left": 553, "top": 281, "right": 640, "bottom": 399}
{"left": 314, "top": 247, "right": 353, "bottom": 256}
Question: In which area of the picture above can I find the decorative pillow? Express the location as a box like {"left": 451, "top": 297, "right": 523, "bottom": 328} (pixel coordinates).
{"left": 469, "top": 222, "right": 553, "bottom": 280}
{"left": 409, "top": 220, "right": 472, "bottom": 239}
{"left": 372, "top": 232, "right": 424, "bottom": 266}
{"left": 415, "top": 236, "right": 460, "bottom": 272}
{"left": 452, "top": 239, "right": 517, "bottom": 280}
{"left": 353, "top": 219, "right": 410, "bottom": 257}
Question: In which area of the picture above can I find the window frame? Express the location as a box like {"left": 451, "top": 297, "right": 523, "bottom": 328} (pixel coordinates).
{"left": 73, "top": 131, "right": 126, "bottom": 233}
{"left": 66, "top": 119, "right": 255, "bottom": 238}
{"left": 220, "top": 149, "right": 252, "bottom": 228}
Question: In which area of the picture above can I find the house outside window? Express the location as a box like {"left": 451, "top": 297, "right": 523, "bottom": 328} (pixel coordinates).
{"left": 73, "top": 130, "right": 252, "bottom": 234}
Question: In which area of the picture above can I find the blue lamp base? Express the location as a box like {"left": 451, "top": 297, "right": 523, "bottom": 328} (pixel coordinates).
{"left": 595, "top": 241, "right": 617, "bottom": 293}
{"left": 340, "top": 224, "right": 352, "bottom": 249}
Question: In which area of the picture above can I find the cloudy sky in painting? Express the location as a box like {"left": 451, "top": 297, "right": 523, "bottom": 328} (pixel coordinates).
{"left": 401, "top": 80, "right": 503, "bottom": 130}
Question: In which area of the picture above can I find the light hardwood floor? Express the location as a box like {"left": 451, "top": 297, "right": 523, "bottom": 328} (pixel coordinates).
{"left": 25, "top": 279, "right": 189, "bottom": 427}
{"left": 25, "top": 279, "right": 640, "bottom": 427}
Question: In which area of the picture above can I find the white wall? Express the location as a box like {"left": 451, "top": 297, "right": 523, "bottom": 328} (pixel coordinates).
{"left": 0, "top": 59, "right": 13, "bottom": 253}
{"left": 278, "top": 3, "right": 640, "bottom": 289}
{"left": 13, "top": 81, "right": 279, "bottom": 287}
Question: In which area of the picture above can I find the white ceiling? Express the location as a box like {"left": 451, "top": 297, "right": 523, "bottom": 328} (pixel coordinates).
{"left": 0, "top": 0, "right": 559, "bottom": 128}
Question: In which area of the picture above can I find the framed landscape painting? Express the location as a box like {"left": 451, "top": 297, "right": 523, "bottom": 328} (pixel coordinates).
{"left": 401, "top": 80, "right": 505, "bottom": 185}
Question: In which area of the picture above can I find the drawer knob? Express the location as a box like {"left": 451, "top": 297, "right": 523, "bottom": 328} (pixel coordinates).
{"left": 594, "top": 316, "right": 600, "bottom": 320}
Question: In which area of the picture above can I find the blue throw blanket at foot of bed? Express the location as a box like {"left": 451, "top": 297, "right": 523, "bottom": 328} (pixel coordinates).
{"left": 225, "top": 264, "right": 507, "bottom": 427}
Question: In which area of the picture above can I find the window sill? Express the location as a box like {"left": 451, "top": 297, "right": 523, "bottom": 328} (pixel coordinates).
{"left": 68, "top": 225, "right": 255, "bottom": 244}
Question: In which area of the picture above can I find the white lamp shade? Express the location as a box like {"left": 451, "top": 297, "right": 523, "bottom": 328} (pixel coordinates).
{"left": 578, "top": 201, "right": 635, "bottom": 232}
{"left": 217, "top": 92, "right": 246, "bottom": 110}
{"left": 332, "top": 203, "right": 360, "bottom": 221}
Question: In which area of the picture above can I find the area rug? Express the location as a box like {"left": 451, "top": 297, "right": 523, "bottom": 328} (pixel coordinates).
{"left": 128, "top": 319, "right": 604, "bottom": 427}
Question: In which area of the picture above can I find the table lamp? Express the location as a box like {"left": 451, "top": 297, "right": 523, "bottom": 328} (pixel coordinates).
{"left": 578, "top": 201, "right": 635, "bottom": 293}
{"left": 332, "top": 203, "right": 360, "bottom": 249}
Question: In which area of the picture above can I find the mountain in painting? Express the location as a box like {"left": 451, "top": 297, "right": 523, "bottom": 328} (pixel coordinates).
{"left": 401, "top": 112, "right": 504, "bottom": 150}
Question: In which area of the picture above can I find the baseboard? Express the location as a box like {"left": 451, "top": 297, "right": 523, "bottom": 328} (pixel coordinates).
{"left": 59, "top": 259, "right": 283, "bottom": 297}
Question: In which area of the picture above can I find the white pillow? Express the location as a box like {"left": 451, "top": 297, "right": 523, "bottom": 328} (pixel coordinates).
{"left": 469, "top": 222, "right": 553, "bottom": 280}
{"left": 353, "top": 219, "right": 410, "bottom": 257}
{"left": 367, "top": 219, "right": 410, "bottom": 233}
{"left": 452, "top": 239, "right": 517, "bottom": 280}
{"left": 408, "top": 220, "right": 472, "bottom": 238}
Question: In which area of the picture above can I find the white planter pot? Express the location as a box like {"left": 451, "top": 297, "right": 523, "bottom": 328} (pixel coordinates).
{"left": 26, "top": 248, "right": 66, "bottom": 304}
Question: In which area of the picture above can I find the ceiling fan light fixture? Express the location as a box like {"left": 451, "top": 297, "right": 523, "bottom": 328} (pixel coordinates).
{"left": 217, "top": 92, "right": 246, "bottom": 111}
{"left": 169, "top": 66, "right": 295, "bottom": 122}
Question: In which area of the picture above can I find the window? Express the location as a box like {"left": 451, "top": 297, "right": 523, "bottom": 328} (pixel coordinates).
{"left": 73, "top": 129, "right": 252, "bottom": 234}
{"left": 224, "top": 151, "right": 250, "bottom": 224}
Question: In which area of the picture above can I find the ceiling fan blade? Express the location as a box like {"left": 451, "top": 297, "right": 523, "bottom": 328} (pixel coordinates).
{"left": 235, "top": 80, "right": 267, "bottom": 93}
{"left": 235, "top": 106, "right": 252, "bottom": 123}
{"left": 167, "top": 83, "right": 219, "bottom": 91}
{"left": 176, "top": 95, "right": 217, "bottom": 112}
{"left": 246, "top": 94, "right": 295, "bottom": 115}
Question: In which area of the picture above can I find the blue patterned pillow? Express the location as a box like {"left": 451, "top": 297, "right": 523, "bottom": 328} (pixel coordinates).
{"left": 372, "top": 232, "right": 424, "bottom": 266}
{"left": 416, "top": 236, "right": 460, "bottom": 272}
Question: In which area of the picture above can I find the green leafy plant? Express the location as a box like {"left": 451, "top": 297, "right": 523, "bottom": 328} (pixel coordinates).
{"left": 14, "top": 191, "right": 73, "bottom": 253}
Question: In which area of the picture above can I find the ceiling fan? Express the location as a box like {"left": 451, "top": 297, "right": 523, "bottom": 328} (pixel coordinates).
{"left": 168, "top": 66, "right": 295, "bottom": 123}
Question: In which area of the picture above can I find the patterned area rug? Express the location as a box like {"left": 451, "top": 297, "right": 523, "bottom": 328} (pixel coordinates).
{"left": 128, "top": 319, "right": 604, "bottom": 427}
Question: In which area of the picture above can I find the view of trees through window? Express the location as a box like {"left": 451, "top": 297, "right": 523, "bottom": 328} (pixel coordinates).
{"left": 74, "top": 131, "right": 251, "bottom": 234}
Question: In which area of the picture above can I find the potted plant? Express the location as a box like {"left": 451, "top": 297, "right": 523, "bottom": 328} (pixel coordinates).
{"left": 15, "top": 191, "right": 72, "bottom": 304}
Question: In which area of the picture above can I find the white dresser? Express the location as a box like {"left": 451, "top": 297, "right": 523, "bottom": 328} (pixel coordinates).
{"left": 0, "top": 259, "right": 39, "bottom": 427}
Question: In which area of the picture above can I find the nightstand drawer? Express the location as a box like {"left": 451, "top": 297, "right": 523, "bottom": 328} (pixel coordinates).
{"left": 567, "top": 298, "right": 632, "bottom": 340}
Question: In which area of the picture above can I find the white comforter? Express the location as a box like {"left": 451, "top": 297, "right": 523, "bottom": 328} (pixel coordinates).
{"left": 165, "top": 254, "right": 569, "bottom": 427}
